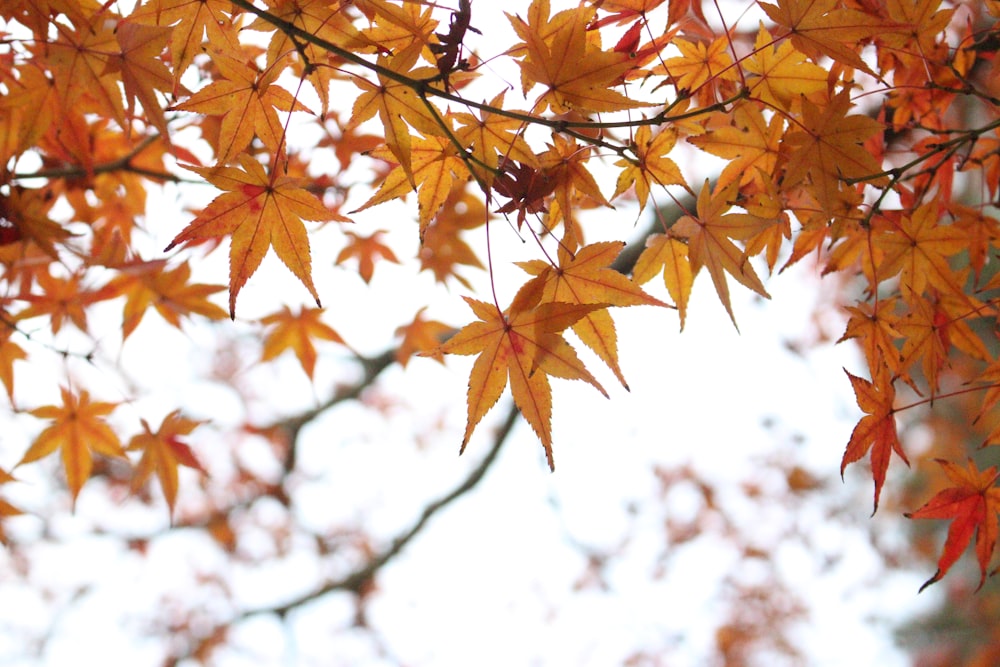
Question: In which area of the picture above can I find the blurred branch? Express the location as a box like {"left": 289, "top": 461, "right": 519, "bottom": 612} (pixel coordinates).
{"left": 244, "top": 402, "right": 518, "bottom": 615}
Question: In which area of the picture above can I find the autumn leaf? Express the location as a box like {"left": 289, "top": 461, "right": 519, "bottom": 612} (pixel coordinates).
{"left": 105, "top": 20, "right": 175, "bottom": 137}
{"left": 633, "top": 233, "right": 694, "bottom": 330}
{"left": 508, "top": 0, "right": 651, "bottom": 113}
{"left": 128, "top": 410, "right": 207, "bottom": 517}
{"left": 396, "top": 307, "right": 453, "bottom": 367}
{"left": 453, "top": 91, "right": 538, "bottom": 187}
{"left": 260, "top": 306, "right": 346, "bottom": 379}
{"left": 109, "top": 261, "right": 228, "bottom": 339}
{"left": 335, "top": 230, "right": 401, "bottom": 283}
{"left": 517, "top": 241, "right": 668, "bottom": 387}
{"left": 656, "top": 36, "right": 738, "bottom": 98}
{"left": 671, "top": 180, "right": 771, "bottom": 327}
{"left": 784, "top": 92, "right": 886, "bottom": 215}
{"left": 874, "top": 203, "right": 969, "bottom": 303}
{"left": 131, "top": 0, "right": 241, "bottom": 88}
{"left": 613, "top": 125, "right": 687, "bottom": 207}
{"left": 349, "top": 42, "right": 443, "bottom": 185}
{"left": 0, "top": 332, "right": 26, "bottom": 402}
{"left": 759, "top": 0, "right": 885, "bottom": 75}
{"left": 436, "top": 281, "right": 606, "bottom": 469}
{"left": 687, "top": 102, "right": 783, "bottom": 190}
{"left": 841, "top": 369, "right": 908, "bottom": 513}
{"left": 20, "top": 387, "right": 126, "bottom": 507}
{"left": 165, "top": 155, "right": 341, "bottom": 317}
{"left": 743, "top": 23, "right": 828, "bottom": 113}
{"left": 906, "top": 458, "right": 1000, "bottom": 591}
{"left": 171, "top": 46, "right": 312, "bottom": 164}
{"left": 354, "top": 137, "right": 467, "bottom": 234}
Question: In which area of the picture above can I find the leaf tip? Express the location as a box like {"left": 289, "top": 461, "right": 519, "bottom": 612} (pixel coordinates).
{"left": 918, "top": 570, "right": 942, "bottom": 593}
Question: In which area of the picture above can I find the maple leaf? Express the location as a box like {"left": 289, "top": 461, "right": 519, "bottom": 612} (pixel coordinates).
{"left": 349, "top": 43, "right": 443, "bottom": 185}
{"left": 128, "top": 410, "right": 207, "bottom": 517}
{"left": 104, "top": 20, "right": 175, "bottom": 137}
{"left": 397, "top": 307, "right": 453, "bottom": 367}
{"left": 784, "top": 91, "right": 886, "bottom": 214}
{"left": 131, "top": 0, "right": 241, "bottom": 89}
{"left": 335, "top": 230, "right": 401, "bottom": 283}
{"left": 671, "top": 180, "right": 771, "bottom": 327}
{"left": 687, "top": 102, "right": 783, "bottom": 190}
{"left": 874, "top": 203, "right": 968, "bottom": 303}
{"left": 260, "top": 306, "right": 346, "bottom": 379}
{"left": 0, "top": 331, "right": 26, "bottom": 403}
{"left": 453, "top": 92, "right": 538, "bottom": 187}
{"left": 20, "top": 386, "right": 126, "bottom": 507}
{"left": 743, "top": 23, "right": 828, "bottom": 113}
{"left": 436, "top": 281, "right": 607, "bottom": 469}
{"left": 354, "top": 137, "right": 467, "bottom": 234}
{"left": 418, "top": 183, "right": 486, "bottom": 287}
{"left": 656, "top": 36, "right": 738, "bottom": 100}
{"left": 633, "top": 233, "right": 693, "bottom": 330}
{"left": 518, "top": 241, "right": 668, "bottom": 387}
{"left": 613, "top": 125, "right": 687, "bottom": 208}
{"left": 838, "top": 298, "right": 905, "bottom": 379}
{"left": 16, "top": 270, "right": 111, "bottom": 334}
{"left": 109, "top": 260, "right": 228, "bottom": 339}
{"left": 47, "top": 13, "right": 125, "bottom": 129}
{"left": 508, "top": 0, "right": 651, "bottom": 114}
{"left": 171, "top": 47, "right": 312, "bottom": 164}
{"left": 841, "top": 369, "right": 908, "bottom": 513}
{"left": 760, "top": 0, "right": 885, "bottom": 75}
{"left": 165, "top": 155, "right": 341, "bottom": 317}
{"left": 905, "top": 458, "right": 1000, "bottom": 591}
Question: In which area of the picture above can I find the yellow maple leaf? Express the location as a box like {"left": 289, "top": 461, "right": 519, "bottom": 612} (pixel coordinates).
{"left": 128, "top": 410, "right": 207, "bottom": 517}
{"left": 518, "top": 241, "right": 668, "bottom": 388}
{"left": 260, "top": 306, "right": 347, "bottom": 379}
{"left": 508, "top": 0, "right": 651, "bottom": 114}
{"left": 20, "top": 387, "right": 126, "bottom": 507}
{"left": 166, "top": 155, "right": 343, "bottom": 317}
{"left": 672, "top": 180, "right": 771, "bottom": 327}
{"left": 613, "top": 125, "right": 687, "bottom": 207}
{"left": 171, "top": 47, "right": 312, "bottom": 164}
{"left": 743, "top": 24, "right": 828, "bottom": 113}
{"left": 436, "top": 280, "right": 606, "bottom": 469}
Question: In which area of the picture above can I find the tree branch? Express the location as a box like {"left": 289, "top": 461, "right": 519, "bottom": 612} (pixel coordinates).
{"left": 245, "top": 402, "right": 518, "bottom": 618}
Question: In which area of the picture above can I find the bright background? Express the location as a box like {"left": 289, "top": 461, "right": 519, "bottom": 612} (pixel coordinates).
{"left": 0, "top": 1, "right": 947, "bottom": 665}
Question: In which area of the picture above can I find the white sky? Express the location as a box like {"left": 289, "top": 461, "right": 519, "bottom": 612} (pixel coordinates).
{"left": 0, "top": 1, "right": 950, "bottom": 665}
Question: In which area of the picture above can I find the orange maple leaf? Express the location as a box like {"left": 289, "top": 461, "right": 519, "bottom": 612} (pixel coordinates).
{"left": 350, "top": 43, "right": 442, "bottom": 185}
{"left": 335, "top": 230, "right": 401, "bottom": 283}
{"left": 874, "top": 203, "right": 969, "bottom": 303}
{"left": 109, "top": 261, "right": 228, "bottom": 339}
{"left": 260, "top": 306, "right": 346, "bottom": 379}
{"left": 841, "top": 369, "right": 909, "bottom": 513}
{"left": 104, "top": 20, "right": 175, "bottom": 137}
{"left": 760, "top": 0, "right": 885, "bottom": 75}
{"left": 128, "top": 410, "right": 207, "bottom": 517}
{"left": 905, "top": 458, "right": 1000, "bottom": 591}
{"left": 688, "top": 102, "right": 783, "bottom": 190}
{"left": 518, "top": 241, "right": 668, "bottom": 387}
{"left": 508, "top": 0, "right": 651, "bottom": 114}
{"left": 633, "top": 233, "right": 693, "bottom": 330}
{"left": 353, "top": 137, "right": 467, "bottom": 234}
{"left": 20, "top": 387, "right": 126, "bottom": 507}
{"left": 743, "top": 24, "right": 828, "bottom": 113}
{"left": 437, "top": 281, "right": 607, "bottom": 469}
{"left": 396, "top": 307, "right": 453, "bottom": 367}
{"left": 613, "top": 125, "right": 687, "bottom": 208}
{"left": 671, "top": 180, "right": 771, "bottom": 327}
{"left": 784, "top": 92, "right": 885, "bottom": 214}
{"left": 165, "top": 155, "right": 341, "bottom": 317}
{"left": 171, "top": 47, "right": 312, "bottom": 164}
